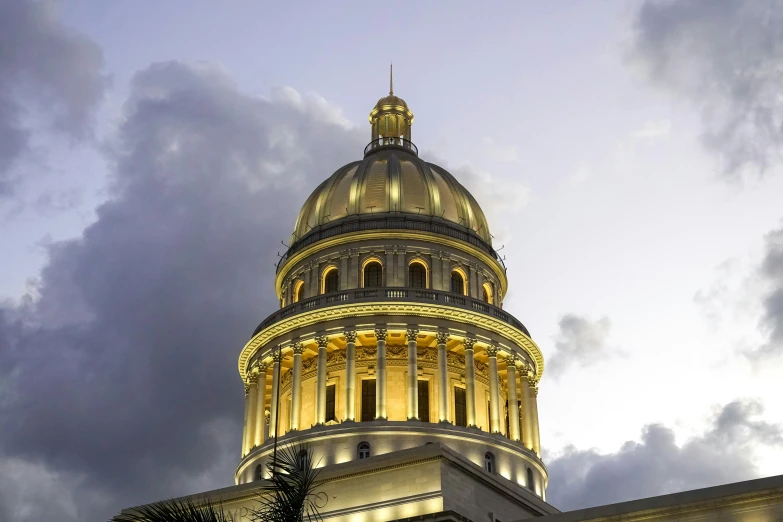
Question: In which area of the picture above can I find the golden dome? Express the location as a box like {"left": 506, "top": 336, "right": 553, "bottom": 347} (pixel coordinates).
{"left": 292, "top": 148, "right": 492, "bottom": 244}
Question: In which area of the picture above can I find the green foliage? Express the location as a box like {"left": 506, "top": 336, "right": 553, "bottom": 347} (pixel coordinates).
{"left": 250, "top": 444, "right": 326, "bottom": 522}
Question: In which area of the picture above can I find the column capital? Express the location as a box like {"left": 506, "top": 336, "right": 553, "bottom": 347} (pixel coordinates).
{"left": 486, "top": 344, "right": 499, "bottom": 358}
{"left": 247, "top": 372, "right": 260, "bottom": 384}
{"left": 257, "top": 362, "right": 268, "bottom": 373}
{"left": 344, "top": 330, "right": 358, "bottom": 343}
{"left": 244, "top": 384, "right": 250, "bottom": 396}
{"left": 374, "top": 327, "right": 388, "bottom": 341}
{"left": 405, "top": 328, "right": 419, "bottom": 341}
{"left": 272, "top": 351, "right": 282, "bottom": 363}
{"left": 507, "top": 352, "right": 519, "bottom": 364}
{"left": 435, "top": 331, "right": 449, "bottom": 345}
{"left": 463, "top": 337, "right": 477, "bottom": 351}
{"left": 292, "top": 342, "right": 304, "bottom": 355}
{"left": 315, "top": 335, "right": 329, "bottom": 348}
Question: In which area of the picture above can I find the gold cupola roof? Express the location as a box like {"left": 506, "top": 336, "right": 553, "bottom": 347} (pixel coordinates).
{"left": 290, "top": 71, "right": 492, "bottom": 246}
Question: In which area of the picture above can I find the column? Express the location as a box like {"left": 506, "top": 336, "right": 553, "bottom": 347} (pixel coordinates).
{"left": 385, "top": 247, "right": 396, "bottom": 286}
{"left": 436, "top": 332, "right": 449, "bottom": 422}
{"left": 441, "top": 256, "right": 450, "bottom": 291}
{"left": 519, "top": 364, "right": 534, "bottom": 451}
{"left": 345, "top": 330, "right": 357, "bottom": 421}
{"left": 506, "top": 356, "right": 520, "bottom": 442}
{"left": 529, "top": 372, "right": 541, "bottom": 456}
{"left": 254, "top": 364, "right": 267, "bottom": 446}
{"left": 464, "top": 337, "right": 477, "bottom": 426}
{"left": 315, "top": 335, "right": 328, "bottom": 425}
{"left": 303, "top": 266, "right": 312, "bottom": 300}
{"left": 269, "top": 351, "right": 281, "bottom": 439}
{"left": 339, "top": 251, "right": 349, "bottom": 290}
{"left": 241, "top": 384, "right": 250, "bottom": 456}
{"left": 431, "top": 252, "right": 442, "bottom": 291}
{"left": 290, "top": 344, "right": 303, "bottom": 430}
{"left": 245, "top": 373, "right": 258, "bottom": 452}
{"left": 487, "top": 345, "right": 501, "bottom": 433}
{"left": 396, "top": 250, "right": 406, "bottom": 286}
{"left": 375, "top": 327, "right": 388, "bottom": 419}
{"left": 406, "top": 328, "right": 419, "bottom": 419}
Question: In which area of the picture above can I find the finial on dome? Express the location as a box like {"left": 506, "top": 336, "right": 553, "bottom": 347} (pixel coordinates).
{"left": 390, "top": 63, "right": 393, "bottom": 95}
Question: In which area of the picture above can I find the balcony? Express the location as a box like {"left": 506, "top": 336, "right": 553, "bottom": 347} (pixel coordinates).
{"left": 363, "top": 137, "right": 418, "bottom": 156}
{"left": 252, "top": 287, "right": 530, "bottom": 337}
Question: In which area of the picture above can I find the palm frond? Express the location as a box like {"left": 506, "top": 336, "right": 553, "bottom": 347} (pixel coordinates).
{"left": 111, "top": 496, "right": 234, "bottom": 522}
{"left": 250, "top": 444, "right": 327, "bottom": 522}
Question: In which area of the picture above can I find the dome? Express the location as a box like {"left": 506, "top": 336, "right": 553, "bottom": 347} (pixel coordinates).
{"left": 291, "top": 147, "right": 492, "bottom": 244}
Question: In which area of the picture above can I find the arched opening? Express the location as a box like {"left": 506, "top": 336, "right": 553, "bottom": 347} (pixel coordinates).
{"left": 255, "top": 464, "right": 263, "bottom": 481}
{"left": 357, "top": 442, "right": 371, "bottom": 459}
{"left": 483, "top": 282, "right": 493, "bottom": 304}
{"left": 293, "top": 280, "right": 304, "bottom": 303}
{"left": 363, "top": 261, "right": 383, "bottom": 288}
{"left": 409, "top": 261, "right": 427, "bottom": 289}
{"left": 322, "top": 267, "right": 339, "bottom": 294}
{"left": 527, "top": 467, "right": 535, "bottom": 490}
{"left": 484, "top": 452, "right": 495, "bottom": 474}
{"left": 450, "top": 271, "right": 465, "bottom": 295}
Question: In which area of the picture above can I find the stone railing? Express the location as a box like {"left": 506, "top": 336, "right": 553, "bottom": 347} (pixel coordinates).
{"left": 252, "top": 287, "right": 530, "bottom": 337}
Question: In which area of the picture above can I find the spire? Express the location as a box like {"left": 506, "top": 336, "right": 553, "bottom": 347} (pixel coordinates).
{"left": 390, "top": 63, "right": 393, "bottom": 95}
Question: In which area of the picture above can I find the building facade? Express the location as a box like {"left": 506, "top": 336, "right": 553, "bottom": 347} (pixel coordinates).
{"left": 236, "top": 81, "right": 548, "bottom": 503}
{"left": 115, "top": 81, "right": 783, "bottom": 522}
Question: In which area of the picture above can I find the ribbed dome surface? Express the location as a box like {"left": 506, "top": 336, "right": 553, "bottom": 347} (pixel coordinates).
{"left": 292, "top": 148, "right": 491, "bottom": 244}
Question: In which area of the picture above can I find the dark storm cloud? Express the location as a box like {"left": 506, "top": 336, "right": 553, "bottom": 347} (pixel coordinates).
{"left": 630, "top": 0, "right": 783, "bottom": 177}
{"left": 752, "top": 223, "right": 783, "bottom": 359}
{"left": 0, "top": 61, "right": 363, "bottom": 521}
{"left": 546, "top": 399, "right": 782, "bottom": 511}
{"left": 547, "top": 314, "right": 615, "bottom": 379}
{"left": 0, "top": 0, "right": 105, "bottom": 193}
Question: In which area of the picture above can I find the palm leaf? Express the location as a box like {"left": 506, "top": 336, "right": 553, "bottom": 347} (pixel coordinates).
{"left": 111, "top": 496, "right": 234, "bottom": 522}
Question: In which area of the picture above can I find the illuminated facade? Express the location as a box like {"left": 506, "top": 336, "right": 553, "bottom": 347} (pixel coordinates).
{"left": 116, "top": 78, "right": 783, "bottom": 522}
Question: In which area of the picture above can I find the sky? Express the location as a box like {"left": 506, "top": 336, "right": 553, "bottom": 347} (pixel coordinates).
{"left": 1, "top": 1, "right": 783, "bottom": 520}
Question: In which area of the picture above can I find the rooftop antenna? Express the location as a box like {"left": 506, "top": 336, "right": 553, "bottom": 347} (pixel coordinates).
{"left": 390, "top": 62, "right": 393, "bottom": 95}
{"left": 280, "top": 239, "right": 290, "bottom": 249}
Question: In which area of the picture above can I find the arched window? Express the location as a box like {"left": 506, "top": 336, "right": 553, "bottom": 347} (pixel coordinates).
{"left": 297, "top": 449, "right": 308, "bottom": 469}
{"left": 293, "top": 280, "right": 304, "bottom": 303}
{"left": 527, "top": 467, "right": 535, "bottom": 490}
{"left": 255, "top": 464, "right": 263, "bottom": 481}
{"left": 409, "top": 262, "right": 427, "bottom": 289}
{"left": 357, "top": 442, "right": 371, "bottom": 459}
{"left": 450, "top": 271, "right": 465, "bottom": 295}
{"left": 484, "top": 452, "right": 495, "bottom": 474}
{"left": 483, "top": 282, "right": 493, "bottom": 304}
{"left": 363, "top": 261, "right": 382, "bottom": 288}
{"left": 323, "top": 268, "right": 339, "bottom": 293}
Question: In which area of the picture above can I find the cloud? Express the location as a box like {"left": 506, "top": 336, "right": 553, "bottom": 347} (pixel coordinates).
{"left": 629, "top": 0, "right": 783, "bottom": 177}
{"left": 547, "top": 399, "right": 783, "bottom": 511}
{"left": 546, "top": 314, "right": 614, "bottom": 378}
{"left": 0, "top": 61, "right": 363, "bottom": 521}
{"left": 481, "top": 136, "right": 520, "bottom": 163}
{"left": 0, "top": 0, "right": 106, "bottom": 194}
{"left": 752, "top": 223, "right": 783, "bottom": 359}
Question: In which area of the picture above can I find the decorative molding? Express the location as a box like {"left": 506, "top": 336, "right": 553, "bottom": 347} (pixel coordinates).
{"left": 238, "top": 302, "right": 544, "bottom": 381}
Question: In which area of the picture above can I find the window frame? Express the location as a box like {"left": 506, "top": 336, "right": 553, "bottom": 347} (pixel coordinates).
{"left": 450, "top": 269, "right": 467, "bottom": 295}
{"left": 362, "top": 259, "right": 383, "bottom": 288}
{"left": 322, "top": 266, "right": 339, "bottom": 294}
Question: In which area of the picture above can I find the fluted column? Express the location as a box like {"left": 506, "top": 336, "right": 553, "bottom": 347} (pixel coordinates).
{"left": 241, "top": 384, "right": 250, "bottom": 456}
{"left": 269, "top": 351, "right": 281, "bottom": 439}
{"left": 487, "top": 345, "right": 501, "bottom": 433}
{"left": 506, "top": 355, "right": 520, "bottom": 442}
{"left": 246, "top": 372, "right": 259, "bottom": 451}
{"left": 290, "top": 344, "right": 303, "bottom": 430}
{"left": 464, "top": 338, "right": 477, "bottom": 426}
{"left": 519, "top": 364, "right": 534, "bottom": 451}
{"left": 345, "top": 330, "right": 357, "bottom": 421}
{"left": 406, "top": 328, "right": 419, "bottom": 419}
{"left": 315, "top": 335, "right": 328, "bottom": 425}
{"left": 375, "top": 327, "right": 388, "bottom": 419}
{"left": 254, "top": 364, "right": 267, "bottom": 446}
{"left": 529, "top": 372, "right": 541, "bottom": 456}
{"left": 436, "top": 332, "right": 449, "bottom": 422}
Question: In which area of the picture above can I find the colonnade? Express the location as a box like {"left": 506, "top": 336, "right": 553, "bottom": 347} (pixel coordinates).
{"left": 241, "top": 329, "right": 541, "bottom": 459}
